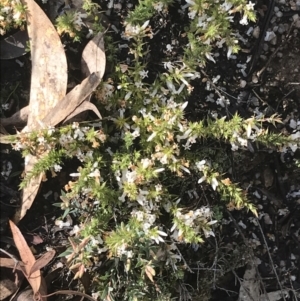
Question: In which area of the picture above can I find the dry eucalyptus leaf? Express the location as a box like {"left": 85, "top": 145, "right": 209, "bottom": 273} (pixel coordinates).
{"left": 29, "top": 250, "right": 56, "bottom": 277}
{"left": 63, "top": 101, "right": 102, "bottom": 124}
{"left": 65, "top": 32, "right": 106, "bottom": 122}
{"left": 0, "top": 258, "right": 25, "bottom": 271}
{"left": 13, "top": 0, "right": 68, "bottom": 223}
{"left": 21, "top": 0, "right": 67, "bottom": 129}
{"left": 13, "top": 165, "right": 44, "bottom": 223}
{"left": 0, "top": 106, "right": 29, "bottom": 129}
{"left": 42, "top": 72, "right": 102, "bottom": 127}
{"left": 0, "top": 279, "right": 18, "bottom": 300}
{"left": 81, "top": 32, "right": 106, "bottom": 78}
{"left": 9, "top": 220, "right": 41, "bottom": 296}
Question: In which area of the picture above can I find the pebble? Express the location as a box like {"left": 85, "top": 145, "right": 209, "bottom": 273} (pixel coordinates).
{"left": 263, "top": 43, "right": 269, "bottom": 51}
{"left": 240, "top": 80, "right": 247, "bottom": 88}
{"left": 265, "top": 31, "right": 276, "bottom": 41}
{"left": 270, "top": 35, "right": 277, "bottom": 45}
{"left": 253, "top": 26, "right": 260, "bottom": 39}
{"left": 278, "top": 24, "right": 286, "bottom": 34}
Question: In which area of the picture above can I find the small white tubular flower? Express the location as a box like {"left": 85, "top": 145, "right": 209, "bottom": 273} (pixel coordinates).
{"left": 147, "top": 132, "right": 157, "bottom": 142}
{"left": 227, "top": 46, "right": 233, "bottom": 59}
{"left": 211, "top": 178, "right": 218, "bottom": 191}
{"left": 196, "top": 160, "right": 206, "bottom": 171}
{"left": 198, "top": 176, "right": 206, "bottom": 184}
{"left": 246, "top": 1, "right": 255, "bottom": 10}
{"left": 205, "top": 53, "right": 216, "bottom": 63}
{"left": 247, "top": 123, "right": 252, "bottom": 138}
{"left": 141, "top": 20, "right": 150, "bottom": 30}
{"left": 240, "top": 14, "right": 248, "bottom": 25}
{"left": 53, "top": 164, "right": 62, "bottom": 172}
{"left": 181, "top": 101, "right": 188, "bottom": 110}
{"left": 180, "top": 165, "right": 190, "bottom": 174}
{"left": 139, "top": 69, "right": 148, "bottom": 79}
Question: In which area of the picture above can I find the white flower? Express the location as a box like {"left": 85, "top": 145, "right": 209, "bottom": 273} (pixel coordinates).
{"left": 196, "top": 160, "right": 206, "bottom": 171}
{"left": 74, "top": 128, "right": 85, "bottom": 140}
{"left": 227, "top": 46, "right": 233, "bottom": 59}
{"left": 198, "top": 176, "right": 206, "bottom": 184}
{"left": 1, "top": 103, "right": 9, "bottom": 110}
{"left": 55, "top": 220, "right": 71, "bottom": 228}
{"left": 220, "top": 1, "right": 233, "bottom": 11}
{"left": 70, "top": 172, "right": 81, "bottom": 177}
{"left": 139, "top": 69, "right": 148, "bottom": 79}
{"left": 163, "top": 61, "right": 174, "bottom": 71}
{"left": 147, "top": 132, "right": 157, "bottom": 142}
{"left": 240, "top": 14, "right": 248, "bottom": 25}
{"left": 141, "top": 158, "right": 151, "bottom": 169}
{"left": 246, "top": 1, "right": 255, "bottom": 10}
{"left": 211, "top": 178, "right": 218, "bottom": 191}
{"left": 188, "top": 9, "right": 197, "bottom": 19}
{"left": 38, "top": 136, "right": 45, "bottom": 145}
{"left": 131, "top": 127, "right": 140, "bottom": 138}
{"left": 153, "top": 2, "right": 164, "bottom": 12}
{"left": 135, "top": 81, "right": 143, "bottom": 88}
{"left": 205, "top": 52, "right": 216, "bottom": 63}
{"left": 166, "top": 44, "right": 173, "bottom": 52}
{"left": 53, "top": 164, "right": 62, "bottom": 172}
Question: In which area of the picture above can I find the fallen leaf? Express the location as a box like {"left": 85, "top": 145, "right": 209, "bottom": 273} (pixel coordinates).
{"left": 42, "top": 72, "right": 102, "bottom": 127}
{"left": 65, "top": 32, "right": 106, "bottom": 123}
{"left": 81, "top": 32, "right": 106, "bottom": 78}
{"left": 9, "top": 220, "right": 41, "bottom": 295}
{"left": 63, "top": 101, "right": 102, "bottom": 124}
{"left": 0, "top": 279, "right": 18, "bottom": 300}
{"left": 29, "top": 250, "right": 56, "bottom": 276}
{"left": 0, "top": 106, "right": 29, "bottom": 129}
{"left": 13, "top": 0, "right": 68, "bottom": 223}
{"left": 0, "top": 257, "right": 25, "bottom": 271}
{"left": 13, "top": 164, "right": 44, "bottom": 223}
{"left": 21, "top": 0, "right": 67, "bottom": 129}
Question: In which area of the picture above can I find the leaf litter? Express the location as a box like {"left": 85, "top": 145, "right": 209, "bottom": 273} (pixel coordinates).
{"left": 0, "top": 0, "right": 106, "bottom": 223}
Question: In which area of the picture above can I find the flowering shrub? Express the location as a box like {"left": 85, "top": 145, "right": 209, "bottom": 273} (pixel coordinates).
{"left": 6, "top": 0, "right": 300, "bottom": 300}
{"left": 0, "top": 0, "right": 26, "bottom": 35}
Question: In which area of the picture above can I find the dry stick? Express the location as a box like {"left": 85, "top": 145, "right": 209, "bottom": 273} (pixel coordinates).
{"left": 226, "top": 211, "right": 271, "bottom": 301}
{"left": 255, "top": 217, "right": 287, "bottom": 301}
{"left": 0, "top": 248, "right": 21, "bottom": 273}
{"left": 42, "top": 290, "right": 97, "bottom": 301}
{"left": 288, "top": 272, "right": 300, "bottom": 301}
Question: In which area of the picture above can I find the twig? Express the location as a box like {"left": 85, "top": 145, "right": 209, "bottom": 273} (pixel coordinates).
{"left": 256, "top": 20, "right": 296, "bottom": 80}
{"left": 0, "top": 248, "right": 23, "bottom": 273}
{"left": 255, "top": 217, "right": 287, "bottom": 301}
{"left": 226, "top": 211, "right": 271, "bottom": 301}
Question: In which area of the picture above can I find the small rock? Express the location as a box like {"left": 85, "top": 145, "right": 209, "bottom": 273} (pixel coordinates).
{"left": 253, "top": 26, "right": 260, "bottom": 39}
{"left": 270, "top": 36, "right": 277, "bottom": 45}
{"left": 265, "top": 31, "right": 276, "bottom": 42}
{"left": 263, "top": 167, "right": 274, "bottom": 188}
{"left": 263, "top": 43, "right": 269, "bottom": 51}
{"left": 240, "top": 80, "right": 247, "bottom": 88}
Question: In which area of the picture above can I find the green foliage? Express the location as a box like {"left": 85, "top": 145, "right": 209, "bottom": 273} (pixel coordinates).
{"left": 0, "top": 0, "right": 26, "bottom": 35}
{"left": 7, "top": 0, "right": 300, "bottom": 300}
